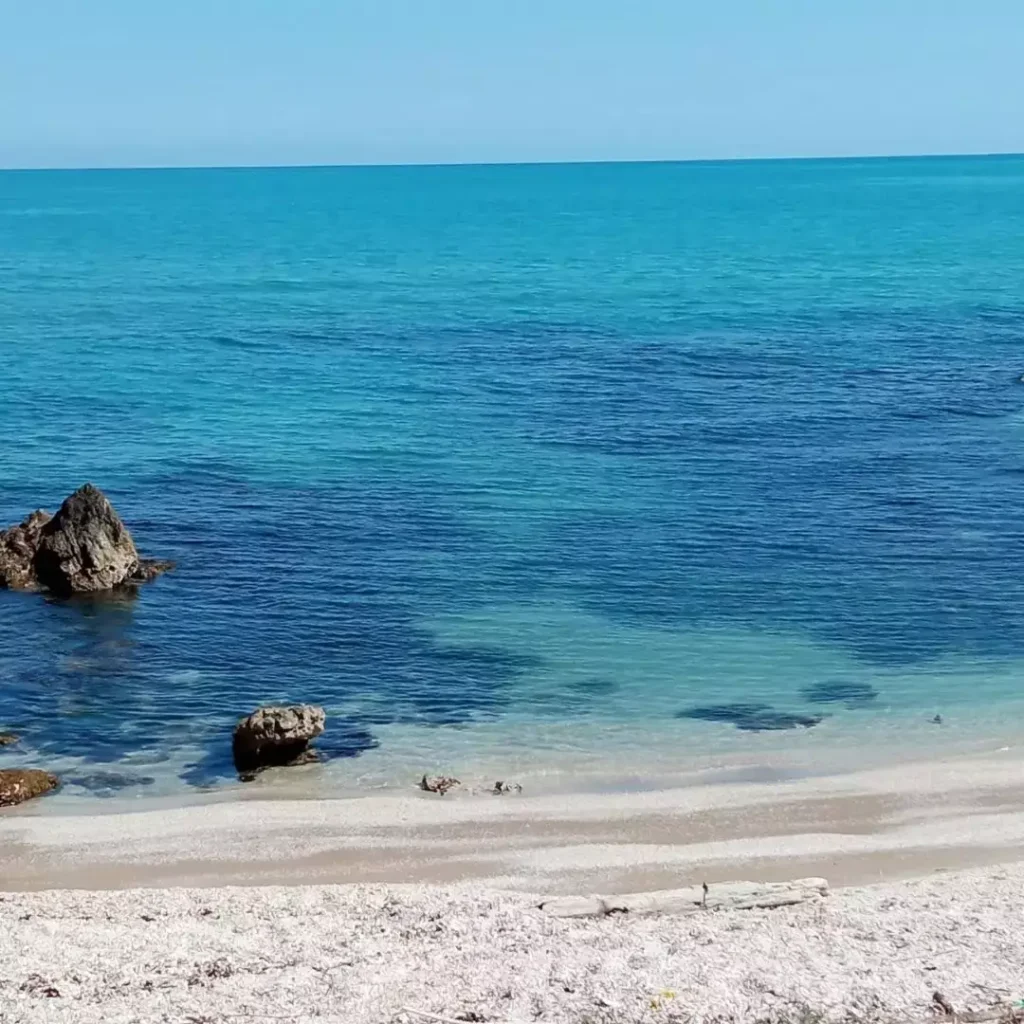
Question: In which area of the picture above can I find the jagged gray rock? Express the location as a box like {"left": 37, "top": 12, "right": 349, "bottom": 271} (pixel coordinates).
{"left": 34, "top": 484, "right": 141, "bottom": 594}
{"left": 232, "top": 705, "right": 326, "bottom": 776}
{"left": 0, "top": 484, "right": 173, "bottom": 595}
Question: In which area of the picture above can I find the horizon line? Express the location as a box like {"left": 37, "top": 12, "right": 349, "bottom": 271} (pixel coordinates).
{"left": 1, "top": 148, "right": 1022, "bottom": 174}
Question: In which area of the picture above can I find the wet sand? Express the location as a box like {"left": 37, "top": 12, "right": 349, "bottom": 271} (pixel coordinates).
{"left": 3, "top": 750, "right": 1024, "bottom": 893}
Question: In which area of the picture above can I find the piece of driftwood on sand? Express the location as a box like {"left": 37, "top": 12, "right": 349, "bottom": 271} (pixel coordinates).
{"left": 539, "top": 877, "right": 830, "bottom": 918}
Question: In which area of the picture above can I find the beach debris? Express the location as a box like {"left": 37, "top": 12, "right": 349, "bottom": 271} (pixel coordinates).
{"left": 0, "top": 732, "right": 18, "bottom": 747}
{"left": 801, "top": 680, "right": 879, "bottom": 709}
{"left": 677, "top": 702, "right": 824, "bottom": 732}
{"left": 932, "top": 991, "right": 956, "bottom": 1017}
{"left": 401, "top": 1009, "right": 496, "bottom": 1024}
{"left": 0, "top": 768, "right": 59, "bottom": 807}
{"left": 491, "top": 780, "right": 523, "bottom": 795}
{"left": 232, "top": 704, "right": 326, "bottom": 777}
{"left": 650, "top": 990, "right": 677, "bottom": 1011}
{"left": 539, "top": 878, "right": 829, "bottom": 918}
{"left": 0, "top": 484, "right": 174, "bottom": 595}
{"left": 19, "top": 974, "right": 61, "bottom": 998}
{"left": 187, "top": 958, "right": 235, "bottom": 986}
{"left": 419, "top": 774, "right": 460, "bottom": 795}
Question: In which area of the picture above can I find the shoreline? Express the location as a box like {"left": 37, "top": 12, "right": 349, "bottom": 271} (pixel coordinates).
{"left": 4, "top": 746, "right": 1024, "bottom": 893}
{"left": 7, "top": 693, "right": 1021, "bottom": 808}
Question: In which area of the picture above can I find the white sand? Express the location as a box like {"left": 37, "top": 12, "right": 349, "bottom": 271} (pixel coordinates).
{"left": 3, "top": 865, "right": 1024, "bottom": 1024}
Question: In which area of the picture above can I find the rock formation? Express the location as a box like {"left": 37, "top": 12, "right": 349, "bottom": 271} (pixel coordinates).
{"left": 0, "top": 484, "right": 173, "bottom": 595}
{"left": 0, "top": 769, "right": 59, "bottom": 807}
{"left": 232, "top": 705, "right": 326, "bottom": 777}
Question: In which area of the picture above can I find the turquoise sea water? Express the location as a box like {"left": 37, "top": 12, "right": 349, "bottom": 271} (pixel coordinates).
{"left": 3, "top": 156, "right": 1024, "bottom": 800}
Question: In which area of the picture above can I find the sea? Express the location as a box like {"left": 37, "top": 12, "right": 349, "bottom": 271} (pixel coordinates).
{"left": 2, "top": 155, "right": 1024, "bottom": 803}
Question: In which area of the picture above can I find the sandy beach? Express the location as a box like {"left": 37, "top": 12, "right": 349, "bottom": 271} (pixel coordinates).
{"left": 3, "top": 866, "right": 1024, "bottom": 1024}
{"left": 3, "top": 749, "right": 1024, "bottom": 1022}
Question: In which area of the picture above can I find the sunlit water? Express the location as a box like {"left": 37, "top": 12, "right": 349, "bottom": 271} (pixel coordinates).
{"left": 3, "top": 156, "right": 1024, "bottom": 801}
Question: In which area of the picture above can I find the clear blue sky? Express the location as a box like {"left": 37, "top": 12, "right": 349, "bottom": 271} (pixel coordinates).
{"left": 2, "top": 0, "right": 1022, "bottom": 168}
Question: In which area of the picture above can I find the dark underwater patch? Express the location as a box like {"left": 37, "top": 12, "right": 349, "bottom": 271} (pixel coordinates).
{"left": 307, "top": 719, "right": 380, "bottom": 760}
{"left": 801, "top": 680, "right": 878, "bottom": 709}
{"left": 677, "top": 702, "right": 824, "bottom": 732}
{"left": 567, "top": 676, "right": 618, "bottom": 697}
{"left": 65, "top": 771, "right": 156, "bottom": 796}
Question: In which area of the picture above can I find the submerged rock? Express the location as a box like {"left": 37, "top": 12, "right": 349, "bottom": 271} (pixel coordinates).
{"left": 232, "top": 704, "right": 326, "bottom": 776}
{"left": 678, "top": 702, "right": 824, "bottom": 732}
{"left": 0, "top": 484, "right": 174, "bottom": 595}
{"left": 0, "top": 732, "right": 18, "bottom": 747}
{"left": 0, "top": 769, "right": 59, "bottom": 807}
{"left": 801, "top": 681, "right": 878, "bottom": 709}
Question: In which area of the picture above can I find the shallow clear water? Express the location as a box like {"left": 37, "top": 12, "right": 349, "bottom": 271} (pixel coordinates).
{"left": 2, "top": 156, "right": 1024, "bottom": 800}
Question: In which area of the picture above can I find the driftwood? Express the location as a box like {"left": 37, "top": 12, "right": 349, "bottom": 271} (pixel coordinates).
{"left": 400, "top": 1010, "right": 521, "bottom": 1024}
{"left": 539, "top": 877, "right": 829, "bottom": 918}
{"left": 915, "top": 1009, "right": 1024, "bottom": 1024}
{"left": 916, "top": 993, "right": 1024, "bottom": 1024}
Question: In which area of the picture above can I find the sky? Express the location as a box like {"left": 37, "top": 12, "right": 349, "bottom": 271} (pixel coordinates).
{"left": 1, "top": 0, "right": 1022, "bottom": 169}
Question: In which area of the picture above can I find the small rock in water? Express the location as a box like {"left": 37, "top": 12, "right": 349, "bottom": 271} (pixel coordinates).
{"left": 0, "top": 769, "right": 59, "bottom": 807}
{"left": 420, "top": 774, "right": 460, "bottom": 795}
{"left": 232, "top": 704, "right": 326, "bottom": 776}
{"left": 677, "top": 702, "right": 824, "bottom": 732}
{"left": 492, "top": 780, "right": 523, "bottom": 795}
{"left": 932, "top": 714, "right": 944, "bottom": 725}
{"left": 801, "top": 680, "right": 879, "bottom": 709}
{"left": 0, "top": 732, "right": 19, "bottom": 747}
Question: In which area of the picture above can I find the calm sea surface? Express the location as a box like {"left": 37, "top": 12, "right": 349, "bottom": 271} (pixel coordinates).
{"left": 3, "top": 156, "right": 1024, "bottom": 800}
